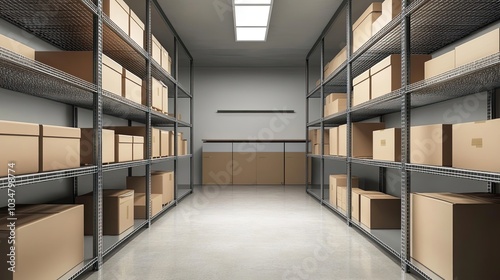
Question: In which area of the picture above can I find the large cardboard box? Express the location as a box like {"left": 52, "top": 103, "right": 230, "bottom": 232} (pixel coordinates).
{"left": 129, "top": 9, "right": 144, "bottom": 49}
{"left": 455, "top": 28, "right": 500, "bottom": 67}
{"left": 160, "top": 130, "right": 170, "bottom": 156}
{"left": 360, "top": 193, "right": 400, "bottom": 229}
{"left": 339, "top": 122, "right": 385, "bottom": 158}
{"left": 313, "top": 144, "right": 330, "bottom": 155}
{"left": 324, "top": 47, "right": 347, "bottom": 78}
{"left": 103, "top": 0, "right": 130, "bottom": 34}
{"left": 329, "top": 127, "right": 339, "bottom": 156}
{"left": 122, "top": 69, "right": 142, "bottom": 104}
{"left": 40, "top": 125, "right": 80, "bottom": 172}
{"left": 411, "top": 193, "right": 500, "bottom": 280}
{"left": 371, "top": 0, "right": 401, "bottom": 35}
{"left": 115, "top": 134, "right": 133, "bottom": 162}
{"left": 133, "top": 193, "right": 162, "bottom": 219}
{"left": 76, "top": 189, "right": 134, "bottom": 235}
{"left": 453, "top": 119, "right": 500, "bottom": 172}
{"left": 162, "top": 83, "right": 169, "bottom": 114}
{"left": 353, "top": 3, "right": 382, "bottom": 52}
{"left": 127, "top": 171, "right": 174, "bottom": 205}
{"left": 105, "top": 126, "right": 161, "bottom": 158}
{"left": 353, "top": 69, "right": 371, "bottom": 106}
{"left": 329, "top": 175, "right": 359, "bottom": 207}
{"left": 373, "top": 128, "right": 401, "bottom": 162}
{"left": 0, "top": 205, "right": 84, "bottom": 280}
{"left": 177, "top": 132, "right": 183, "bottom": 155}
{"left": 325, "top": 97, "right": 347, "bottom": 117}
{"left": 410, "top": 124, "right": 452, "bottom": 166}
{"left": 352, "top": 188, "right": 381, "bottom": 221}
{"left": 0, "top": 34, "right": 35, "bottom": 59}
{"left": 35, "top": 52, "right": 123, "bottom": 96}
{"left": 0, "top": 120, "right": 39, "bottom": 177}
{"left": 424, "top": 50, "right": 456, "bottom": 79}
{"left": 151, "top": 35, "right": 162, "bottom": 65}
{"left": 80, "top": 128, "right": 115, "bottom": 165}
{"left": 370, "top": 54, "right": 430, "bottom": 99}
{"left": 132, "top": 136, "right": 144, "bottom": 160}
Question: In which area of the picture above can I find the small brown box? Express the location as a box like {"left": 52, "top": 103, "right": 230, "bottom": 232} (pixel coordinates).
{"left": 324, "top": 47, "right": 347, "bottom": 78}
{"left": 0, "top": 120, "right": 39, "bottom": 177}
{"left": 352, "top": 188, "right": 381, "bottom": 221}
{"left": 162, "top": 84, "right": 169, "bottom": 114}
{"left": 169, "top": 131, "right": 175, "bottom": 156}
{"left": 132, "top": 136, "right": 144, "bottom": 160}
{"left": 353, "top": 69, "right": 371, "bottom": 106}
{"left": 360, "top": 193, "right": 400, "bottom": 229}
{"left": 80, "top": 128, "right": 115, "bottom": 165}
{"left": 161, "top": 48, "right": 171, "bottom": 74}
{"left": 177, "top": 132, "right": 183, "bottom": 155}
{"left": 371, "top": 0, "right": 401, "bottom": 35}
{"left": 103, "top": 0, "right": 130, "bottom": 35}
{"left": 133, "top": 193, "right": 162, "bottom": 219}
{"left": 329, "top": 175, "right": 359, "bottom": 207}
{"left": 373, "top": 128, "right": 401, "bottom": 162}
{"left": 105, "top": 126, "right": 161, "bottom": 158}
{"left": 325, "top": 98, "right": 347, "bottom": 117}
{"left": 410, "top": 124, "right": 452, "bottom": 166}
{"left": 127, "top": 171, "right": 174, "bottom": 205}
{"left": 353, "top": 3, "right": 382, "bottom": 52}
{"left": 0, "top": 34, "right": 35, "bottom": 59}
{"left": 129, "top": 9, "right": 144, "bottom": 49}
{"left": 424, "top": 50, "right": 456, "bottom": 79}
{"left": 455, "top": 28, "right": 500, "bottom": 67}
{"left": 151, "top": 35, "right": 162, "bottom": 65}
{"left": 160, "top": 130, "right": 170, "bottom": 157}
{"left": 40, "top": 125, "right": 81, "bottom": 172}
{"left": 115, "top": 134, "right": 133, "bottom": 162}
{"left": 122, "top": 69, "right": 142, "bottom": 104}
{"left": 329, "top": 127, "right": 339, "bottom": 156}
{"left": 337, "top": 186, "right": 347, "bottom": 211}
{"left": 339, "top": 122, "right": 385, "bottom": 158}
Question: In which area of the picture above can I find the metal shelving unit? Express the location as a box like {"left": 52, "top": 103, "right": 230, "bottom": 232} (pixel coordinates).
{"left": 0, "top": 0, "right": 193, "bottom": 279}
{"left": 306, "top": 0, "right": 500, "bottom": 279}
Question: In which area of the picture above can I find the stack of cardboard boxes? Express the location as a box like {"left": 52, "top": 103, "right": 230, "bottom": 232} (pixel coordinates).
{"left": 127, "top": 171, "right": 175, "bottom": 217}
{"left": 309, "top": 129, "right": 329, "bottom": 155}
{"left": 324, "top": 93, "right": 347, "bottom": 117}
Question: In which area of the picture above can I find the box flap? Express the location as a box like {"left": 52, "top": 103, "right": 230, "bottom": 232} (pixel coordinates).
{"left": 413, "top": 192, "right": 492, "bottom": 204}
{"left": 133, "top": 136, "right": 144, "bottom": 144}
{"left": 129, "top": 9, "right": 145, "bottom": 29}
{"left": 102, "top": 54, "right": 122, "bottom": 73}
{"left": 41, "top": 125, "right": 81, "bottom": 138}
{"left": 116, "top": 134, "right": 133, "bottom": 143}
{"left": 122, "top": 69, "right": 142, "bottom": 84}
{"left": 0, "top": 120, "right": 39, "bottom": 136}
{"left": 371, "top": 54, "right": 400, "bottom": 75}
{"left": 353, "top": 2, "right": 383, "bottom": 30}
{"left": 353, "top": 69, "right": 370, "bottom": 85}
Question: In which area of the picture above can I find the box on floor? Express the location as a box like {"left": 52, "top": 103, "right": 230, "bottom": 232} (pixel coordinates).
{"left": 360, "top": 193, "right": 400, "bottom": 229}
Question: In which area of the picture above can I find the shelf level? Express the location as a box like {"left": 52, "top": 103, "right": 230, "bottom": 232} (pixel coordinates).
{"left": 103, "top": 219, "right": 148, "bottom": 257}
{"left": 0, "top": 166, "right": 96, "bottom": 189}
{"left": 407, "top": 164, "right": 500, "bottom": 183}
{"left": 351, "top": 158, "right": 403, "bottom": 169}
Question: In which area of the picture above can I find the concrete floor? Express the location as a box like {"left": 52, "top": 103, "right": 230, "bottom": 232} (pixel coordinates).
{"left": 82, "top": 185, "right": 418, "bottom": 280}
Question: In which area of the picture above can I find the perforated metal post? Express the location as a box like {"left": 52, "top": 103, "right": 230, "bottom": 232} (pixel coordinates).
{"left": 174, "top": 37, "right": 179, "bottom": 204}
{"left": 305, "top": 58, "right": 310, "bottom": 191}
{"left": 73, "top": 106, "right": 79, "bottom": 203}
{"left": 145, "top": 0, "right": 152, "bottom": 227}
{"left": 320, "top": 38, "right": 325, "bottom": 203}
{"left": 487, "top": 89, "right": 497, "bottom": 193}
{"left": 346, "top": 0, "right": 353, "bottom": 224}
{"left": 190, "top": 58, "right": 194, "bottom": 193}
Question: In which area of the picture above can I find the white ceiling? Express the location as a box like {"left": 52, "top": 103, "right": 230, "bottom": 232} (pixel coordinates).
{"left": 156, "top": 0, "right": 343, "bottom": 67}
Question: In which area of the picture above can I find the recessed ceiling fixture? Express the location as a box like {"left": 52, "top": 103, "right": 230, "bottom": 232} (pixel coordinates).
{"left": 233, "top": 0, "right": 273, "bottom": 42}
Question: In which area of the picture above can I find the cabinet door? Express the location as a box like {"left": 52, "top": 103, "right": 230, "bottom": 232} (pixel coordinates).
{"left": 202, "top": 143, "right": 233, "bottom": 185}
{"left": 256, "top": 143, "right": 284, "bottom": 185}
{"left": 233, "top": 143, "right": 257, "bottom": 184}
{"left": 285, "top": 152, "right": 306, "bottom": 185}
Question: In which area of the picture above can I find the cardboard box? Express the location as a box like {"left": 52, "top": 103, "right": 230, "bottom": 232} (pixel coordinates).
{"left": 133, "top": 193, "right": 162, "bottom": 219}
{"left": 337, "top": 186, "right": 347, "bottom": 211}
{"left": 151, "top": 35, "right": 162, "bottom": 65}
{"left": 353, "top": 69, "right": 371, "bottom": 106}
{"left": 324, "top": 47, "right": 347, "bottom": 78}
{"left": 353, "top": 3, "right": 382, "bottom": 52}
{"left": 149, "top": 77, "right": 163, "bottom": 111}
{"left": 339, "top": 122, "right": 385, "bottom": 158}
{"left": 182, "top": 139, "right": 188, "bottom": 155}
{"left": 411, "top": 124, "right": 452, "bottom": 166}
{"left": 352, "top": 188, "right": 381, "bottom": 221}
{"left": 40, "top": 125, "right": 80, "bottom": 172}
{"left": 0, "top": 33, "right": 35, "bottom": 59}
{"left": 115, "top": 134, "right": 133, "bottom": 162}
{"left": 329, "top": 175, "right": 359, "bottom": 207}
{"left": 360, "top": 193, "right": 400, "bottom": 229}
{"left": 0, "top": 120, "right": 39, "bottom": 177}
{"left": 132, "top": 136, "right": 144, "bottom": 160}
{"left": 329, "top": 127, "right": 338, "bottom": 156}
{"left": 76, "top": 189, "right": 134, "bottom": 235}
{"left": 80, "top": 128, "right": 115, "bottom": 165}
{"left": 122, "top": 69, "right": 142, "bottom": 104}
{"left": 411, "top": 193, "right": 500, "bottom": 280}
{"left": 455, "top": 28, "right": 500, "bottom": 67}
{"left": 103, "top": 0, "right": 130, "bottom": 34}
{"left": 177, "top": 132, "right": 183, "bottom": 155}
{"left": 162, "top": 83, "right": 169, "bottom": 114}
{"left": 453, "top": 119, "right": 500, "bottom": 172}
{"left": 371, "top": 54, "right": 430, "bottom": 99}
{"left": 424, "top": 50, "right": 456, "bottom": 79}
{"left": 314, "top": 129, "right": 329, "bottom": 145}
{"left": 105, "top": 126, "right": 161, "bottom": 158}
{"left": 0, "top": 205, "right": 84, "bottom": 280}
{"left": 169, "top": 131, "right": 175, "bottom": 156}
{"left": 129, "top": 9, "right": 144, "bottom": 49}
{"left": 373, "top": 128, "right": 401, "bottom": 162}
{"left": 371, "top": 0, "right": 401, "bottom": 35}
{"left": 161, "top": 47, "right": 170, "bottom": 74}
{"left": 167, "top": 55, "right": 172, "bottom": 75}
{"left": 127, "top": 171, "right": 174, "bottom": 205}
{"left": 325, "top": 96, "right": 347, "bottom": 117}
{"left": 160, "top": 130, "right": 170, "bottom": 157}
{"left": 325, "top": 93, "right": 345, "bottom": 104}
{"left": 35, "top": 52, "right": 123, "bottom": 96}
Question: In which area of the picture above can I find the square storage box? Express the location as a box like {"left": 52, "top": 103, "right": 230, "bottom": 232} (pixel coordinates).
{"left": 339, "top": 122, "right": 385, "bottom": 158}
{"left": 353, "top": 3, "right": 382, "bottom": 52}
{"left": 115, "top": 134, "right": 133, "bottom": 162}
{"left": 0, "top": 33, "right": 35, "bottom": 59}
{"left": 133, "top": 193, "right": 162, "bottom": 219}
{"left": 372, "top": 128, "right": 401, "bottom": 162}
{"left": 410, "top": 124, "right": 452, "bottom": 166}
{"left": 129, "top": 10, "right": 144, "bottom": 49}
{"left": 40, "top": 125, "right": 81, "bottom": 172}
{"left": 127, "top": 171, "right": 174, "bottom": 205}
{"left": 353, "top": 69, "right": 371, "bottom": 106}
{"left": 132, "top": 136, "right": 144, "bottom": 160}
{"left": 80, "top": 128, "right": 115, "bottom": 165}
{"left": 103, "top": 0, "right": 130, "bottom": 35}
{"left": 0, "top": 120, "right": 39, "bottom": 177}
{"left": 122, "top": 69, "right": 143, "bottom": 104}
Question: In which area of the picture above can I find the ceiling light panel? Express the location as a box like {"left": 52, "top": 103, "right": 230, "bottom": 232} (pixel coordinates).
{"left": 236, "top": 27, "right": 267, "bottom": 41}
{"left": 234, "top": 6, "right": 270, "bottom": 27}
{"left": 234, "top": 0, "right": 271, "bottom": 4}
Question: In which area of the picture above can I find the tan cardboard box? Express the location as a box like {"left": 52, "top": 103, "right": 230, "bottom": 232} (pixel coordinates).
{"left": 40, "top": 125, "right": 80, "bottom": 172}
{"left": 0, "top": 34, "right": 35, "bottom": 59}
{"left": 149, "top": 77, "right": 163, "bottom": 111}
{"left": 370, "top": 54, "right": 430, "bottom": 99}
{"left": 455, "top": 28, "right": 499, "bottom": 67}
{"left": 132, "top": 136, "right": 144, "bottom": 160}
{"left": 151, "top": 35, "right": 162, "bottom": 65}
{"left": 453, "top": 119, "right": 500, "bottom": 172}
{"left": 411, "top": 124, "right": 452, "bottom": 166}
{"left": 115, "top": 134, "right": 133, "bottom": 162}
{"left": 353, "top": 3, "right": 382, "bottom": 52}
{"left": 169, "top": 131, "right": 175, "bottom": 156}
{"left": 329, "top": 175, "right": 359, "bottom": 207}
{"left": 160, "top": 130, "right": 170, "bottom": 157}
{"left": 0, "top": 205, "right": 84, "bottom": 280}
{"left": 371, "top": 0, "right": 401, "bottom": 35}
{"left": 203, "top": 152, "right": 233, "bottom": 184}
{"left": 161, "top": 47, "right": 170, "bottom": 74}
{"left": 35, "top": 52, "right": 123, "bottom": 96}
{"left": 167, "top": 55, "right": 172, "bottom": 75}
{"left": 373, "top": 128, "right": 401, "bottom": 162}
{"left": 353, "top": 69, "right": 371, "bottom": 106}
{"left": 339, "top": 122, "right": 385, "bottom": 158}
{"left": 337, "top": 186, "right": 347, "bottom": 211}
{"left": 360, "top": 193, "right": 400, "bottom": 229}
{"left": 127, "top": 171, "right": 174, "bottom": 205}
{"left": 105, "top": 126, "right": 161, "bottom": 158}
{"left": 80, "top": 128, "right": 115, "bottom": 165}
{"left": 129, "top": 9, "right": 144, "bottom": 49}
{"left": 76, "top": 189, "right": 134, "bottom": 235}
{"left": 177, "top": 132, "right": 183, "bottom": 156}
{"left": 162, "top": 83, "right": 169, "bottom": 114}
{"left": 315, "top": 129, "right": 329, "bottom": 145}
{"left": 103, "top": 0, "right": 130, "bottom": 34}
{"left": 324, "top": 47, "right": 347, "bottom": 78}
{"left": 411, "top": 193, "right": 500, "bottom": 280}
{"left": 133, "top": 193, "right": 162, "bottom": 219}
{"left": 122, "top": 69, "right": 142, "bottom": 104}
{"left": 329, "top": 127, "right": 338, "bottom": 156}
{"left": 424, "top": 50, "right": 456, "bottom": 79}
{"left": 0, "top": 120, "right": 39, "bottom": 177}
{"left": 183, "top": 139, "right": 188, "bottom": 155}
{"left": 352, "top": 188, "right": 381, "bottom": 221}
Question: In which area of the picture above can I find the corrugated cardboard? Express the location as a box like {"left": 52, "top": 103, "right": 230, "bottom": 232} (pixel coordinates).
{"left": 129, "top": 9, "right": 144, "bottom": 49}
{"left": 0, "top": 120, "right": 39, "bottom": 177}
{"left": 284, "top": 152, "right": 306, "bottom": 185}
{"left": 410, "top": 124, "right": 452, "bottom": 166}
{"left": 105, "top": 126, "right": 161, "bottom": 158}
{"left": 169, "top": 131, "right": 175, "bottom": 156}
{"left": 452, "top": 119, "right": 500, "bottom": 172}
{"left": 455, "top": 28, "right": 499, "bottom": 67}
{"left": 76, "top": 189, "right": 134, "bottom": 235}
{"left": 80, "top": 128, "right": 115, "bottom": 165}
{"left": 149, "top": 77, "right": 163, "bottom": 111}
{"left": 40, "top": 125, "right": 80, "bottom": 172}
{"left": 115, "top": 134, "right": 133, "bottom": 162}
{"left": 337, "top": 186, "right": 347, "bottom": 211}
{"left": 373, "top": 128, "right": 401, "bottom": 162}
{"left": 329, "top": 175, "right": 359, "bottom": 207}
{"left": 127, "top": 171, "right": 174, "bottom": 205}
{"left": 103, "top": 0, "right": 129, "bottom": 34}
{"left": 329, "top": 127, "right": 339, "bottom": 156}
{"left": 353, "top": 3, "right": 382, "bottom": 52}
{"left": 256, "top": 152, "right": 284, "bottom": 184}
{"left": 0, "top": 205, "right": 84, "bottom": 280}
{"left": 324, "top": 47, "right": 347, "bottom": 78}
{"left": 339, "top": 122, "right": 385, "bottom": 158}
{"left": 122, "top": 69, "right": 142, "bottom": 104}
{"left": 151, "top": 35, "right": 162, "bottom": 65}
{"left": 325, "top": 98, "right": 347, "bottom": 117}
{"left": 411, "top": 193, "right": 500, "bottom": 280}
{"left": 132, "top": 136, "right": 144, "bottom": 160}
{"left": 352, "top": 188, "right": 381, "bottom": 221}
{"left": 0, "top": 34, "right": 35, "bottom": 59}
{"left": 353, "top": 69, "right": 371, "bottom": 106}
{"left": 424, "top": 50, "right": 456, "bottom": 79}
{"left": 161, "top": 47, "right": 170, "bottom": 74}
{"left": 371, "top": 0, "right": 401, "bottom": 35}
{"left": 160, "top": 130, "right": 170, "bottom": 156}
{"left": 133, "top": 193, "right": 162, "bottom": 219}
{"left": 360, "top": 193, "right": 400, "bottom": 229}
{"left": 202, "top": 152, "right": 233, "bottom": 184}
{"left": 162, "top": 83, "right": 169, "bottom": 114}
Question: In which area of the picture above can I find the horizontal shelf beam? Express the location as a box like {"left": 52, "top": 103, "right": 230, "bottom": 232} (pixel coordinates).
{"left": 217, "top": 110, "right": 295, "bottom": 114}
